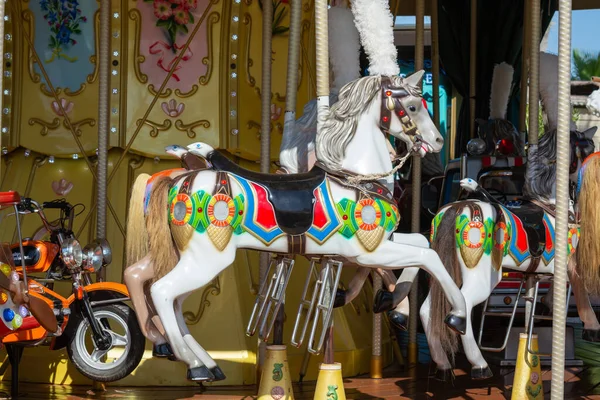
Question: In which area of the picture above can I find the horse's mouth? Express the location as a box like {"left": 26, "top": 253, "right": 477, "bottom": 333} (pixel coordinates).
{"left": 414, "top": 138, "right": 433, "bottom": 156}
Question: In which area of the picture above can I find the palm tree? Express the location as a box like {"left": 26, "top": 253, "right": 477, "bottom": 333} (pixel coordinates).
{"left": 572, "top": 49, "right": 600, "bottom": 81}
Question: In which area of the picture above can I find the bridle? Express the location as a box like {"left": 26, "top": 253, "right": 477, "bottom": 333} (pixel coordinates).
{"left": 379, "top": 76, "right": 425, "bottom": 141}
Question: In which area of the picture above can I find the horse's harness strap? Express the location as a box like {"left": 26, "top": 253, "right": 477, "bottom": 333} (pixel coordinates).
{"left": 380, "top": 76, "right": 419, "bottom": 138}
{"left": 529, "top": 199, "right": 576, "bottom": 224}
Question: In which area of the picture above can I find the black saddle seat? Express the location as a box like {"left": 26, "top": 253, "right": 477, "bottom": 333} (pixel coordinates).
{"left": 206, "top": 150, "right": 327, "bottom": 235}
{"left": 505, "top": 200, "right": 547, "bottom": 257}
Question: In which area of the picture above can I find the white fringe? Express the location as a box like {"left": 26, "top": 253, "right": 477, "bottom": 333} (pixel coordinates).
{"left": 489, "top": 62, "right": 514, "bottom": 119}
{"left": 351, "top": 0, "right": 399, "bottom": 76}
{"left": 329, "top": 4, "right": 361, "bottom": 91}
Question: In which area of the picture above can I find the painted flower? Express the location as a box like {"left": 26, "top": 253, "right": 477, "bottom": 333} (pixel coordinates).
{"left": 40, "top": 0, "right": 50, "bottom": 12}
{"left": 182, "top": 0, "right": 198, "bottom": 10}
{"left": 46, "top": 11, "right": 58, "bottom": 24}
{"left": 51, "top": 98, "right": 74, "bottom": 116}
{"left": 52, "top": 179, "right": 74, "bottom": 196}
{"left": 530, "top": 372, "right": 539, "bottom": 385}
{"left": 42, "top": 0, "right": 86, "bottom": 62}
{"left": 270, "top": 103, "right": 282, "bottom": 121}
{"left": 173, "top": 6, "right": 190, "bottom": 25}
{"left": 57, "top": 25, "right": 71, "bottom": 44}
{"left": 161, "top": 99, "right": 185, "bottom": 117}
{"left": 154, "top": 0, "right": 173, "bottom": 20}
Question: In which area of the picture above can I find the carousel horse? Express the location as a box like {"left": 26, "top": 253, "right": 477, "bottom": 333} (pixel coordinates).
{"left": 422, "top": 125, "right": 597, "bottom": 381}
{"left": 124, "top": 71, "right": 469, "bottom": 381}
{"left": 588, "top": 89, "right": 600, "bottom": 117}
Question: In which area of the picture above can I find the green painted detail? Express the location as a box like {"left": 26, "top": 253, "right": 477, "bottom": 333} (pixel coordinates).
{"left": 377, "top": 198, "right": 399, "bottom": 231}
{"left": 526, "top": 383, "right": 542, "bottom": 398}
{"left": 431, "top": 211, "right": 445, "bottom": 242}
{"left": 272, "top": 363, "right": 283, "bottom": 382}
{"left": 167, "top": 186, "right": 178, "bottom": 223}
{"left": 231, "top": 193, "right": 245, "bottom": 234}
{"left": 455, "top": 214, "right": 469, "bottom": 247}
{"left": 190, "top": 191, "right": 211, "bottom": 232}
{"left": 327, "top": 385, "right": 338, "bottom": 400}
{"left": 336, "top": 198, "right": 358, "bottom": 238}
{"left": 483, "top": 218, "right": 495, "bottom": 255}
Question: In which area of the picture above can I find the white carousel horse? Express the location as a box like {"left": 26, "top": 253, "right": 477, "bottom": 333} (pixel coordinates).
{"left": 587, "top": 89, "right": 600, "bottom": 117}
{"left": 124, "top": 72, "right": 469, "bottom": 381}
{"left": 421, "top": 126, "right": 598, "bottom": 381}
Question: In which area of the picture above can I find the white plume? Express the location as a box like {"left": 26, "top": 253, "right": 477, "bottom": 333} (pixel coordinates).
{"left": 351, "top": 0, "right": 399, "bottom": 76}
{"left": 539, "top": 51, "right": 577, "bottom": 131}
{"left": 328, "top": 4, "right": 361, "bottom": 91}
{"left": 489, "top": 62, "right": 514, "bottom": 119}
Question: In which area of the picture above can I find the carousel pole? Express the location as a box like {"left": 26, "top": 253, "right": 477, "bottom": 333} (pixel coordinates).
{"left": 469, "top": 0, "right": 477, "bottom": 139}
{"left": 256, "top": 0, "right": 302, "bottom": 396}
{"left": 519, "top": 0, "right": 531, "bottom": 134}
{"left": 431, "top": 0, "right": 440, "bottom": 131}
{"left": 371, "top": 272, "right": 383, "bottom": 378}
{"left": 408, "top": 0, "right": 425, "bottom": 369}
{"left": 257, "top": 0, "right": 273, "bottom": 383}
{"left": 551, "top": 0, "right": 572, "bottom": 396}
{"left": 96, "top": 0, "right": 111, "bottom": 283}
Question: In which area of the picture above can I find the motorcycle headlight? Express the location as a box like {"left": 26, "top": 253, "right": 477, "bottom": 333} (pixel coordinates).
{"left": 61, "top": 238, "right": 82, "bottom": 269}
{"left": 82, "top": 243, "right": 103, "bottom": 272}
{"left": 92, "top": 238, "right": 112, "bottom": 265}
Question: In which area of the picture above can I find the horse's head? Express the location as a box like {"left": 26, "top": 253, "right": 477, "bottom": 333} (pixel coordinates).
{"left": 571, "top": 126, "right": 597, "bottom": 179}
{"left": 165, "top": 144, "right": 187, "bottom": 159}
{"left": 378, "top": 71, "right": 443, "bottom": 157}
{"left": 475, "top": 118, "right": 524, "bottom": 156}
{"left": 587, "top": 89, "right": 600, "bottom": 117}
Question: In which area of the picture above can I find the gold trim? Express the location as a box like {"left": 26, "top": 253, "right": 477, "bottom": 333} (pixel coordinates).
{"left": 183, "top": 277, "right": 221, "bottom": 325}
{"left": 175, "top": 119, "right": 210, "bottom": 139}
{"left": 63, "top": 83, "right": 87, "bottom": 97}
{"left": 22, "top": 9, "right": 40, "bottom": 84}
{"left": 65, "top": 118, "right": 96, "bottom": 137}
{"left": 199, "top": 11, "right": 220, "bottom": 86}
{"left": 136, "top": 118, "right": 172, "bottom": 138}
{"left": 243, "top": 13, "right": 255, "bottom": 87}
{"left": 175, "top": 85, "right": 198, "bottom": 98}
{"left": 28, "top": 117, "right": 60, "bottom": 136}
{"left": 86, "top": 8, "right": 100, "bottom": 85}
{"left": 148, "top": 84, "right": 172, "bottom": 98}
{"left": 274, "top": 93, "right": 285, "bottom": 102}
{"left": 128, "top": 9, "right": 147, "bottom": 84}
{"left": 0, "top": 157, "right": 13, "bottom": 189}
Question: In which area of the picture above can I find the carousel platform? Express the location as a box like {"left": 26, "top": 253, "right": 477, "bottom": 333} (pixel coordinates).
{"left": 1, "top": 361, "right": 599, "bottom": 399}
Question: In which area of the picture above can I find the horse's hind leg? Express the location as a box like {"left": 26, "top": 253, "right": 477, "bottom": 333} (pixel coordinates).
{"left": 123, "top": 255, "right": 171, "bottom": 357}
{"left": 174, "top": 295, "right": 227, "bottom": 381}
{"left": 420, "top": 293, "right": 453, "bottom": 381}
{"left": 569, "top": 256, "right": 600, "bottom": 341}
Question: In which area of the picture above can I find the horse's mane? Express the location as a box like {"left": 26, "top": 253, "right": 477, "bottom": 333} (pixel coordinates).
{"left": 315, "top": 75, "right": 421, "bottom": 170}
{"left": 523, "top": 128, "right": 557, "bottom": 202}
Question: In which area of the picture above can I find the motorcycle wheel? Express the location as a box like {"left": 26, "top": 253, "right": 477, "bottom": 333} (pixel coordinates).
{"left": 67, "top": 303, "right": 145, "bottom": 382}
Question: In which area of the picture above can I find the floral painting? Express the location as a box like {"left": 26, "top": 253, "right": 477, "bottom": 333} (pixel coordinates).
{"left": 40, "top": 0, "right": 87, "bottom": 63}
{"left": 144, "top": 0, "right": 198, "bottom": 50}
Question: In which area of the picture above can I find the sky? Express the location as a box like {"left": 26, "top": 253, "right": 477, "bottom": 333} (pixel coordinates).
{"left": 545, "top": 10, "right": 600, "bottom": 56}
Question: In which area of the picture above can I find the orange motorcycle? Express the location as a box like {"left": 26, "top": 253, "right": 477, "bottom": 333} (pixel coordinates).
{"left": 0, "top": 191, "right": 144, "bottom": 395}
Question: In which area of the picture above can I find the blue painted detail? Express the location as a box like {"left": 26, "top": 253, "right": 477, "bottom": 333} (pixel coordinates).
{"left": 542, "top": 213, "right": 555, "bottom": 265}
{"left": 500, "top": 205, "right": 530, "bottom": 265}
{"left": 229, "top": 175, "right": 285, "bottom": 245}
{"left": 3, "top": 308, "right": 14, "bottom": 322}
{"left": 306, "top": 181, "right": 341, "bottom": 244}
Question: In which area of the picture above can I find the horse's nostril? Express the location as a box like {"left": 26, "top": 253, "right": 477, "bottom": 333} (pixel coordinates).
{"left": 436, "top": 137, "right": 444, "bottom": 144}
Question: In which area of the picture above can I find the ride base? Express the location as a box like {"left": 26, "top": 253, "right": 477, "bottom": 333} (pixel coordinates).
{"left": 313, "top": 363, "right": 346, "bottom": 400}
{"left": 257, "top": 345, "right": 294, "bottom": 399}
{"left": 511, "top": 333, "right": 543, "bottom": 400}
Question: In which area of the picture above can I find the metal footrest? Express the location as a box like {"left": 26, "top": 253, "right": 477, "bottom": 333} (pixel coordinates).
{"left": 246, "top": 256, "right": 295, "bottom": 341}
{"left": 290, "top": 258, "right": 343, "bottom": 355}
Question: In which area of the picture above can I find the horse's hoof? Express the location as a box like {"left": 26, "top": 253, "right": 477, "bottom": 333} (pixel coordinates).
{"left": 434, "top": 368, "right": 455, "bottom": 382}
{"left": 373, "top": 290, "right": 394, "bottom": 313}
{"left": 444, "top": 314, "right": 467, "bottom": 335}
{"left": 582, "top": 329, "right": 600, "bottom": 342}
{"left": 333, "top": 289, "right": 347, "bottom": 308}
{"left": 210, "top": 366, "right": 227, "bottom": 382}
{"left": 387, "top": 311, "right": 408, "bottom": 331}
{"left": 471, "top": 366, "right": 493, "bottom": 380}
{"left": 187, "top": 366, "right": 216, "bottom": 382}
{"left": 153, "top": 343, "right": 175, "bottom": 360}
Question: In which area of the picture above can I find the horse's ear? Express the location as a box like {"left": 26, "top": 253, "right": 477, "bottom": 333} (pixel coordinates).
{"left": 475, "top": 118, "right": 487, "bottom": 126}
{"left": 405, "top": 70, "right": 425, "bottom": 89}
{"left": 583, "top": 126, "right": 598, "bottom": 140}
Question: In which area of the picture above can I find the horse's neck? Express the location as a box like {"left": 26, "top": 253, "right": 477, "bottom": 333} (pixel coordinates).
{"left": 341, "top": 111, "right": 394, "bottom": 190}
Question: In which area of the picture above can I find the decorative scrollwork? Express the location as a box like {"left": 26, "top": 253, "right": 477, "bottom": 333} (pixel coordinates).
{"left": 86, "top": 8, "right": 100, "bottom": 85}
{"left": 303, "top": 1, "right": 311, "bottom": 12}
{"left": 148, "top": 85, "right": 172, "bottom": 98}
{"left": 28, "top": 117, "right": 61, "bottom": 136}
{"left": 22, "top": 10, "right": 41, "bottom": 84}
{"left": 129, "top": 9, "right": 148, "bottom": 84}
{"left": 136, "top": 118, "right": 172, "bottom": 138}
{"left": 198, "top": 12, "right": 220, "bottom": 86}
{"left": 275, "top": 93, "right": 285, "bottom": 103}
{"left": 243, "top": 13, "right": 255, "bottom": 88}
{"left": 65, "top": 118, "right": 96, "bottom": 137}
{"left": 175, "top": 119, "right": 210, "bottom": 139}
{"left": 175, "top": 85, "right": 198, "bottom": 98}
{"left": 183, "top": 277, "right": 221, "bottom": 325}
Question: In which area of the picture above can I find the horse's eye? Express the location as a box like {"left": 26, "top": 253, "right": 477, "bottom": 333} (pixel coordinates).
{"left": 409, "top": 105, "right": 416, "bottom": 112}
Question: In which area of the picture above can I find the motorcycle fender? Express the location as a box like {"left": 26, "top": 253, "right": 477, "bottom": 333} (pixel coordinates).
{"left": 50, "top": 283, "right": 131, "bottom": 351}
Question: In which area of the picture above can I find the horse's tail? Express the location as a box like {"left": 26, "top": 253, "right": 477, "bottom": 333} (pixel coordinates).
{"left": 428, "top": 205, "right": 462, "bottom": 361}
{"left": 576, "top": 154, "right": 600, "bottom": 295}
{"left": 146, "top": 175, "right": 179, "bottom": 283}
{"left": 126, "top": 173, "right": 151, "bottom": 267}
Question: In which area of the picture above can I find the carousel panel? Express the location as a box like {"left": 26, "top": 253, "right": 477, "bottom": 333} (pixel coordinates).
{"left": 122, "top": 0, "right": 222, "bottom": 157}
{"left": 14, "top": 0, "right": 101, "bottom": 157}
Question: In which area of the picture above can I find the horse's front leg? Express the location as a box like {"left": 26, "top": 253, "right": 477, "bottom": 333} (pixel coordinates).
{"left": 355, "top": 241, "right": 467, "bottom": 334}
{"left": 569, "top": 256, "right": 600, "bottom": 342}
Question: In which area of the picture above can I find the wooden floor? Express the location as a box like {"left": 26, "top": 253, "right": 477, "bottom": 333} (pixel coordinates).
{"left": 1, "top": 363, "right": 600, "bottom": 399}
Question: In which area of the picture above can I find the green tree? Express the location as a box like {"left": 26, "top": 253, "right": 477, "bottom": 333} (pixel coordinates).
{"left": 572, "top": 49, "right": 600, "bottom": 81}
